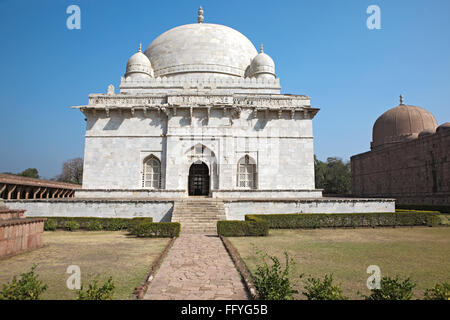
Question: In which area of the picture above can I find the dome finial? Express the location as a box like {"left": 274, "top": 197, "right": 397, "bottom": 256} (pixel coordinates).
{"left": 260, "top": 43, "right": 264, "bottom": 53}
{"left": 198, "top": 6, "right": 204, "bottom": 23}
{"left": 400, "top": 94, "right": 404, "bottom": 105}
{"left": 138, "top": 43, "right": 142, "bottom": 53}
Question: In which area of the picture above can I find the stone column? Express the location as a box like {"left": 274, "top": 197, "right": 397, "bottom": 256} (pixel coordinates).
{"left": 33, "top": 187, "right": 41, "bottom": 199}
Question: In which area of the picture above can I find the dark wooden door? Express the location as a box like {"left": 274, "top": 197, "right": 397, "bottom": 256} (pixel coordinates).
{"left": 188, "top": 162, "right": 210, "bottom": 196}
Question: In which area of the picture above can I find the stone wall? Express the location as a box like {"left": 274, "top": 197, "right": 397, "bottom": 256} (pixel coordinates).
{"left": 0, "top": 204, "right": 45, "bottom": 259}
{"left": 4, "top": 198, "right": 395, "bottom": 222}
{"left": 351, "top": 128, "right": 450, "bottom": 205}
{"left": 5, "top": 199, "right": 174, "bottom": 222}
{"left": 223, "top": 198, "right": 395, "bottom": 220}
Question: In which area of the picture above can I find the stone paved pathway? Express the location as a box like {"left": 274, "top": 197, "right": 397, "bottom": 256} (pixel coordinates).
{"left": 144, "top": 234, "right": 249, "bottom": 300}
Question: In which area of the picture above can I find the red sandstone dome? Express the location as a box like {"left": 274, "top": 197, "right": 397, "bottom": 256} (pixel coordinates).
{"left": 371, "top": 103, "right": 438, "bottom": 149}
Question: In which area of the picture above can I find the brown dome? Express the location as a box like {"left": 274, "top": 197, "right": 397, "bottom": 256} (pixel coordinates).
{"left": 372, "top": 104, "right": 438, "bottom": 149}
{"left": 437, "top": 122, "right": 450, "bottom": 133}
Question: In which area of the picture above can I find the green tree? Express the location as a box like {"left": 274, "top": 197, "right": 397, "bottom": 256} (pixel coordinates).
{"left": 314, "top": 156, "right": 351, "bottom": 195}
{"left": 17, "top": 168, "right": 39, "bottom": 179}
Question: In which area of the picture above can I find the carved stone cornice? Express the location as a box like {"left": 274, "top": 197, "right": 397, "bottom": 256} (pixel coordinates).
{"left": 73, "top": 93, "right": 319, "bottom": 119}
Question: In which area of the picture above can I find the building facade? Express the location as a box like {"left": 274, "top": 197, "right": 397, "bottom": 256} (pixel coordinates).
{"left": 351, "top": 97, "right": 450, "bottom": 205}
{"left": 74, "top": 9, "right": 322, "bottom": 199}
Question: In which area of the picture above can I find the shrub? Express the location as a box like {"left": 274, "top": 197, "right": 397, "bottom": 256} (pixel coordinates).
{"left": 87, "top": 220, "right": 103, "bottom": 231}
{"left": 44, "top": 219, "right": 57, "bottom": 231}
{"left": 217, "top": 219, "right": 269, "bottom": 237}
{"left": 76, "top": 276, "right": 115, "bottom": 300}
{"left": 424, "top": 282, "right": 450, "bottom": 300}
{"left": 128, "top": 218, "right": 154, "bottom": 234}
{"left": 0, "top": 265, "right": 48, "bottom": 300}
{"left": 396, "top": 204, "right": 450, "bottom": 214}
{"left": 302, "top": 274, "right": 348, "bottom": 300}
{"left": 64, "top": 220, "right": 80, "bottom": 231}
{"left": 253, "top": 251, "right": 298, "bottom": 300}
{"left": 130, "top": 222, "right": 180, "bottom": 238}
{"left": 246, "top": 212, "right": 441, "bottom": 229}
{"left": 104, "top": 218, "right": 129, "bottom": 231}
{"left": 361, "top": 276, "right": 416, "bottom": 300}
{"left": 36, "top": 217, "right": 145, "bottom": 231}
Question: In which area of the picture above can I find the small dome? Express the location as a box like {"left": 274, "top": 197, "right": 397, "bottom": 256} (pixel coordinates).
{"left": 125, "top": 44, "right": 153, "bottom": 80}
{"left": 249, "top": 44, "right": 275, "bottom": 79}
{"left": 437, "top": 122, "right": 450, "bottom": 133}
{"left": 418, "top": 129, "right": 435, "bottom": 138}
{"left": 372, "top": 99, "right": 438, "bottom": 149}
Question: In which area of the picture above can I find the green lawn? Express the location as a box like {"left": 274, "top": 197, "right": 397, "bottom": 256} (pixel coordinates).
{"left": 228, "top": 227, "right": 450, "bottom": 299}
{"left": 0, "top": 231, "right": 170, "bottom": 300}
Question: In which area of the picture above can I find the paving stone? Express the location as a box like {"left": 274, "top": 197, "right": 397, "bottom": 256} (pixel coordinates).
{"left": 144, "top": 234, "right": 248, "bottom": 300}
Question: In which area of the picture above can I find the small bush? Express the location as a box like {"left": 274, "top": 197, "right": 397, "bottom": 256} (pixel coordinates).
{"left": 253, "top": 251, "right": 298, "bottom": 300}
{"left": 217, "top": 220, "right": 269, "bottom": 237}
{"left": 64, "top": 220, "right": 80, "bottom": 231}
{"left": 396, "top": 204, "right": 450, "bottom": 214}
{"left": 302, "top": 274, "right": 348, "bottom": 300}
{"left": 104, "top": 218, "right": 129, "bottom": 231}
{"left": 0, "top": 265, "right": 48, "bottom": 300}
{"left": 424, "top": 282, "right": 450, "bottom": 300}
{"left": 130, "top": 222, "right": 180, "bottom": 238}
{"left": 32, "top": 217, "right": 151, "bottom": 231}
{"left": 87, "top": 220, "right": 103, "bottom": 231}
{"left": 361, "top": 276, "right": 416, "bottom": 300}
{"left": 128, "top": 218, "right": 154, "bottom": 234}
{"left": 76, "top": 276, "right": 115, "bottom": 300}
{"left": 245, "top": 212, "right": 441, "bottom": 229}
{"left": 44, "top": 219, "right": 57, "bottom": 231}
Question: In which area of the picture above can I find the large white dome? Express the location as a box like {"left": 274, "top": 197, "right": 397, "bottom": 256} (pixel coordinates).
{"left": 144, "top": 23, "right": 258, "bottom": 78}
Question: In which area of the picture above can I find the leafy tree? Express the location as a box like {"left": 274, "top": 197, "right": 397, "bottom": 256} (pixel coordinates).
{"left": 56, "top": 158, "right": 83, "bottom": 185}
{"left": 314, "top": 156, "right": 351, "bottom": 195}
{"left": 17, "top": 168, "right": 39, "bottom": 179}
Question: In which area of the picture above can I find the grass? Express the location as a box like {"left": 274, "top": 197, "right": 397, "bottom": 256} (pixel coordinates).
{"left": 0, "top": 231, "right": 170, "bottom": 300}
{"left": 228, "top": 226, "right": 450, "bottom": 299}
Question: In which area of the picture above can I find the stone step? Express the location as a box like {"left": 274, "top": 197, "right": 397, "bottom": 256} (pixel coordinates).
{"left": 171, "top": 200, "right": 225, "bottom": 235}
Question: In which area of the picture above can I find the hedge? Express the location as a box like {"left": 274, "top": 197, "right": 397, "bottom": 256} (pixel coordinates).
{"left": 43, "top": 217, "right": 152, "bottom": 231}
{"left": 129, "top": 222, "right": 180, "bottom": 238}
{"left": 217, "top": 219, "right": 269, "bottom": 237}
{"left": 245, "top": 212, "right": 442, "bottom": 229}
{"left": 396, "top": 204, "right": 450, "bottom": 214}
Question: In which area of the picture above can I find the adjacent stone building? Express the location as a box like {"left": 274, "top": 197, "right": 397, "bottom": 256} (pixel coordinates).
{"left": 351, "top": 96, "right": 450, "bottom": 205}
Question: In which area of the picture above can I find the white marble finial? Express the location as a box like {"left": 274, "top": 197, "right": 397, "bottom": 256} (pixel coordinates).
{"left": 198, "top": 6, "right": 204, "bottom": 23}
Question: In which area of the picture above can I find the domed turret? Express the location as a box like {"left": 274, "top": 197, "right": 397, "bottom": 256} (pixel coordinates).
{"left": 249, "top": 44, "right": 276, "bottom": 79}
{"left": 371, "top": 95, "right": 438, "bottom": 149}
{"left": 125, "top": 44, "right": 153, "bottom": 80}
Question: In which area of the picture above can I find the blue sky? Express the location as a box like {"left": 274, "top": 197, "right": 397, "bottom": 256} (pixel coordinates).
{"left": 0, "top": 0, "right": 449, "bottom": 179}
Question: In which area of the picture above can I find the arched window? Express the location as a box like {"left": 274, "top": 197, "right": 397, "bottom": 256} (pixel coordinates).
{"left": 237, "top": 155, "right": 257, "bottom": 189}
{"left": 142, "top": 156, "right": 161, "bottom": 189}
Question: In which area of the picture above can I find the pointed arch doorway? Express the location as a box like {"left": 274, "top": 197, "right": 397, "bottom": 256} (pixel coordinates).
{"left": 188, "top": 161, "right": 210, "bottom": 196}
